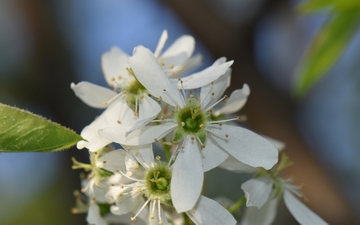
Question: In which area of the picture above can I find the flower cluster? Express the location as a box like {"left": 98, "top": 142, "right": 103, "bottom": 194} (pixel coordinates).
{"left": 71, "top": 30, "right": 328, "bottom": 225}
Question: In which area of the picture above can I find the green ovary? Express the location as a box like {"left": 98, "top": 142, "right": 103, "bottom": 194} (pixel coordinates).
{"left": 173, "top": 98, "right": 209, "bottom": 143}
{"left": 144, "top": 163, "right": 172, "bottom": 205}
{"left": 124, "top": 78, "right": 146, "bottom": 109}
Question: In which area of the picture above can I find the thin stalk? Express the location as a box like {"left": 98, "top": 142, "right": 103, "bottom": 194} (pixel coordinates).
{"left": 228, "top": 196, "right": 246, "bottom": 213}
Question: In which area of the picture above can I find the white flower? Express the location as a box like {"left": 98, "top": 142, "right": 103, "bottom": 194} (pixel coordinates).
{"left": 71, "top": 29, "right": 197, "bottom": 151}
{"left": 241, "top": 176, "right": 328, "bottom": 225}
{"left": 72, "top": 149, "right": 132, "bottom": 225}
{"left": 106, "top": 145, "right": 236, "bottom": 225}
{"left": 99, "top": 46, "right": 278, "bottom": 212}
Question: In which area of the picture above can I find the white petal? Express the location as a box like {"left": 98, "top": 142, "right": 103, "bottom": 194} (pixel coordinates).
{"left": 213, "top": 84, "right": 250, "bottom": 116}
{"left": 154, "top": 30, "right": 168, "bottom": 58}
{"left": 87, "top": 201, "right": 108, "bottom": 225}
{"left": 97, "top": 150, "right": 126, "bottom": 173}
{"left": 77, "top": 113, "right": 112, "bottom": 151}
{"left": 218, "top": 156, "right": 258, "bottom": 173}
{"left": 186, "top": 195, "right": 237, "bottom": 225}
{"left": 241, "top": 177, "right": 273, "bottom": 208}
{"left": 161, "top": 34, "right": 195, "bottom": 66}
{"left": 129, "top": 46, "right": 185, "bottom": 107}
{"left": 178, "top": 53, "right": 203, "bottom": 75}
{"left": 122, "top": 144, "right": 155, "bottom": 169}
{"left": 125, "top": 94, "right": 161, "bottom": 136}
{"left": 207, "top": 124, "right": 278, "bottom": 170}
{"left": 201, "top": 136, "right": 229, "bottom": 172}
{"left": 176, "top": 60, "right": 233, "bottom": 90}
{"left": 101, "top": 46, "right": 132, "bottom": 87}
{"left": 261, "top": 135, "right": 286, "bottom": 151}
{"left": 240, "top": 196, "right": 280, "bottom": 225}
{"left": 200, "top": 68, "right": 231, "bottom": 109}
{"left": 124, "top": 152, "right": 140, "bottom": 173}
{"left": 284, "top": 191, "right": 328, "bottom": 225}
{"left": 171, "top": 136, "right": 203, "bottom": 213}
{"left": 71, "top": 82, "right": 116, "bottom": 109}
{"left": 213, "top": 57, "right": 228, "bottom": 65}
{"left": 100, "top": 122, "right": 177, "bottom": 146}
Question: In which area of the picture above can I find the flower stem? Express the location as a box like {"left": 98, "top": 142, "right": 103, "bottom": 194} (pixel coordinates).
{"left": 183, "top": 213, "right": 192, "bottom": 225}
{"left": 162, "top": 137, "right": 172, "bottom": 161}
{"left": 228, "top": 196, "right": 246, "bottom": 213}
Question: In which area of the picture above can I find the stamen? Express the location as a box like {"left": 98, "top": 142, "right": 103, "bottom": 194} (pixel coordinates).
{"left": 207, "top": 116, "right": 242, "bottom": 125}
{"left": 158, "top": 200, "right": 163, "bottom": 225}
{"left": 131, "top": 198, "right": 150, "bottom": 221}
{"left": 178, "top": 78, "right": 187, "bottom": 101}
{"left": 195, "top": 136, "right": 205, "bottom": 149}
{"left": 105, "top": 93, "right": 123, "bottom": 105}
{"left": 134, "top": 95, "right": 139, "bottom": 117}
{"left": 150, "top": 199, "right": 157, "bottom": 220}
{"left": 163, "top": 88, "right": 181, "bottom": 107}
{"left": 206, "top": 129, "right": 228, "bottom": 140}
{"left": 117, "top": 169, "right": 143, "bottom": 182}
{"left": 204, "top": 95, "right": 228, "bottom": 111}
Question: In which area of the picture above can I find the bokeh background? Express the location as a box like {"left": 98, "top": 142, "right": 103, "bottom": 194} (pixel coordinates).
{"left": 1, "top": 0, "right": 359, "bottom": 224}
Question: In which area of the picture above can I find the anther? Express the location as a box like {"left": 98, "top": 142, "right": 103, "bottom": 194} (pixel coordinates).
{"left": 119, "top": 192, "right": 123, "bottom": 196}
{"left": 81, "top": 188, "right": 85, "bottom": 193}
{"left": 111, "top": 77, "right": 115, "bottom": 81}
{"left": 117, "top": 120, "right": 121, "bottom": 124}
{"left": 154, "top": 138, "right": 158, "bottom": 142}
{"left": 169, "top": 64, "right": 174, "bottom": 69}
{"left": 181, "top": 122, "right": 185, "bottom": 127}
{"left": 219, "top": 123, "right": 222, "bottom": 126}
{"left": 150, "top": 215, "right": 155, "bottom": 219}
{"left": 156, "top": 156, "right": 161, "bottom": 161}
{"left": 135, "top": 149, "right": 139, "bottom": 154}
{"left": 199, "top": 124, "right": 204, "bottom": 128}
{"left": 211, "top": 92, "right": 214, "bottom": 96}
{"left": 103, "top": 160, "right": 107, "bottom": 164}
{"left": 191, "top": 136, "right": 195, "bottom": 141}
{"left": 137, "top": 187, "right": 142, "bottom": 192}
{"left": 131, "top": 217, "right": 136, "bottom": 221}
{"left": 225, "top": 134, "right": 229, "bottom": 138}
{"left": 103, "top": 101, "right": 108, "bottom": 106}
{"left": 118, "top": 75, "right": 122, "bottom": 80}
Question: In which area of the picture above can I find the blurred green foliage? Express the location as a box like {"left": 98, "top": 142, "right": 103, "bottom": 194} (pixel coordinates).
{"left": 294, "top": 0, "right": 360, "bottom": 97}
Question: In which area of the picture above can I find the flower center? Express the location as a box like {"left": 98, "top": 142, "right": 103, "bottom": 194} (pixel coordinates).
{"left": 144, "top": 163, "right": 172, "bottom": 205}
{"left": 173, "top": 97, "right": 209, "bottom": 143}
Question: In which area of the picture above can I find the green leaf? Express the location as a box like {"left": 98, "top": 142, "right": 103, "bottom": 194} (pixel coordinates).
{"left": 0, "top": 103, "right": 82, "bottom": 152}
{"left": 298, "top": 0, "right": 360, "bottom": 14}
{"left": 293, "top": 10, "right": 360, "bottom": 97}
